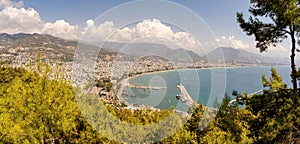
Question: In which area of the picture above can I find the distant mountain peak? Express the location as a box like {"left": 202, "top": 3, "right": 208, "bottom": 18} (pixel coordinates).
{"left": 101, "top": 41, "right": 202, "bottom": 62}
{"left": 206, "top": 47, "right": 288, "bottom": 65}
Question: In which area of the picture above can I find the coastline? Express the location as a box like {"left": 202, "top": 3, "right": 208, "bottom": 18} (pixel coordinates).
{"left": 116, "top": 65, "right": 289, "bottom": 109}
{"left": 126, "top": 64, "right": 289, "bottom": 85}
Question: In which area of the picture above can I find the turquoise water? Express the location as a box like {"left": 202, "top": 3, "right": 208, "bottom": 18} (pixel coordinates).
{"left": 122, "top": 66, "right": 291, "bottom": 110}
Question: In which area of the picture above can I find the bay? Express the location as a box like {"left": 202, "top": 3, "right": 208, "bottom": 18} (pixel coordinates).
{"left": 122, "top": 66, "right": 291, "bottom": 110}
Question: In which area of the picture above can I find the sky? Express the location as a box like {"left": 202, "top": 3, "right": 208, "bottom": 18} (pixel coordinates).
{"left": 25, "top": 0, "right": 249, "bottom": 37}
{"left": 0, "top": 0, "right": 292, "bottom": 57}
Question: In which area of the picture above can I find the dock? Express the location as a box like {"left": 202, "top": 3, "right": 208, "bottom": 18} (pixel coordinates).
{"left": 176, "top": 83, "right": 194, "bottom": 106}
{"left": 127, "top": 83, "right": 166, "bottom": 90}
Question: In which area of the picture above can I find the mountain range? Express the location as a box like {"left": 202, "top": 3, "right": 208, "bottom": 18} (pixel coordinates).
{"left": 99, "top": 42, "right": 202, "bottom": 62}
{"left": 207, "top": 47, "right": 289, "bottom": 65}
{"left": 0, "top": 33, "right": 289, "bottom": 65}
{"left": 0, "top": 33, "right": 116, "bottom": 61}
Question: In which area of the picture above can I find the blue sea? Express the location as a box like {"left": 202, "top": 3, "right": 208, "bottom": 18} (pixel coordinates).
{"left": 122, "top": 66, "right": 291, "bottom": 111}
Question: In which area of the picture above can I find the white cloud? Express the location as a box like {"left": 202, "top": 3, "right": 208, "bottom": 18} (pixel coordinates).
{"left": 0, "top": 1, "right": 200, "bottom": 49}
{"left": 0, "top": 7, "right": 42, "bottom": 34}
{"left": 0, "top": 0, "right": 292, "bottom": 59}
{"left": 266, "top": 43, "right": 289, "bottom": 52}
{"left": 0, "top": 0, "right": 23, "bottom": 9}
{"left": 213, "top": 36, "right": 290, "bottom": 57}
{"left": 215, "top": 36, "right": 250, "bottom": 49}
{"left": 82, "top": 20, "right": 117, "bottom": 41}
{"left": 0, "top": 2, "right": 290, "bottom": 58}
{"left": 260, "top": 42, "right": 290, "bottom": 58}
{"left": 82, "top": 19, "right": 200, "bottom": 49}
{"left": 133, "top": 19, "right": 174, "bottom": 39}
{"left": 0, "top": 3, "right": 80, "bottom": 39}
{"left": 42, "top": 20, "right": 80, "bottom": 40}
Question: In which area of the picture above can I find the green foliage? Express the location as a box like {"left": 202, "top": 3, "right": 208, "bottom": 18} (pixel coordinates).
{"left": 2, "top": 63, "right": 299, "bottom": 143}
{"left": 245, "top": 89, "right": 299, "bottom": 143}
{"left": 201, "top": 68, "right": 299, "bottom": 143}
{"left": 160, "top": 127, "right": 198, "bottom": 144}
{"left": 237, "top": 0, "right": 300, "bottom": 91}
{"left": 158, "top": 104, "right": 206, "bottom": 143}
{"left": 185, "top": 103, "right": 205, "bottom": 134}
{"left": 0, "top": 65, "right": 74, "bottom": 143}
{"left": 262, "top": 67, "right": 287, "bottom": 90}
{"left": 201, "top": 95, "right": 253, "bottom": 144}
{"left": 237, "top": 0, "right": 300, "bottom": 51}
{"left": 244, "top": 68, "right": 300, "bottom": 143}
{"left": 77, "top": 91, "right": 186, "bottom": 143}
{"left": 104, "top": 82, "right": 113, "bottom": 92}
{"left": 95, "top": 79, "right": 113, "bottom": 92}
{"left": 0, "top": 64, "right": 189, "bottom": 143}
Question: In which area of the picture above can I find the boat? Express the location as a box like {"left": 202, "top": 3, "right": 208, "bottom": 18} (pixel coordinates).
{"left": 151, "top": 87, "right": 161, "bottom": 90}
{"left": 176, "top": 93, "right": 182, "bottom": 99}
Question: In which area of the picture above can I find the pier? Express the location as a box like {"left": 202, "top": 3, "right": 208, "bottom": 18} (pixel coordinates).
{"left": 127, "top": 83, "right": 166, "bottom": 90}
{"left": 116, "top": 78, "right": 166, "bottom": 102}
{"left": 176, "top": 83, "right": 194, "bottom": 106}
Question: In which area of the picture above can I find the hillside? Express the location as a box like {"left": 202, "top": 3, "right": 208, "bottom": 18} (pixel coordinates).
{"left": 206, "top": 47, "right": 289, "bottom": 65}
{"left": 0, "top": 33, "right": 116, "bottom": 62}
{"left": 100, "top": 42, "right": 202, "bottom": 62}
{"left": 0, "top": 33, "right": 289, "bottom": 66}
{"left": 0, "top": 33, "right": 196, "bottom": 63}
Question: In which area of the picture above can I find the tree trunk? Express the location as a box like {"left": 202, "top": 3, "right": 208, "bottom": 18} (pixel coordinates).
{"left": 290, "top": 31, "right": 298, "bottom": 94}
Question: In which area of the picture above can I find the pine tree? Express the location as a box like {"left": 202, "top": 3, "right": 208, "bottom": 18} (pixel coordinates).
{"left": 245, "top": 68, "right": 300, "bottom": 143}
{"left": 237, "top": 0, "right": 300, "bottom": 94}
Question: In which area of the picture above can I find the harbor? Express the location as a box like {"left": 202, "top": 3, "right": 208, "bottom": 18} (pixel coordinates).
{"left": 116, "top": 78, "right": 166, "bottom": 101}
{"left": 127, "top": 82, "right": 166, "bottom": 90}
{"left": 176, "top": 83, "right": 194, "bottom": 106}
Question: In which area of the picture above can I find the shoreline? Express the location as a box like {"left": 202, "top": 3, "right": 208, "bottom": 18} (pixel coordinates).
{"left": 126, "top": 64, "right": 289, "bottom": 86}
{"left": 116, "top": 64, "right": 289, "bottom": 109}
